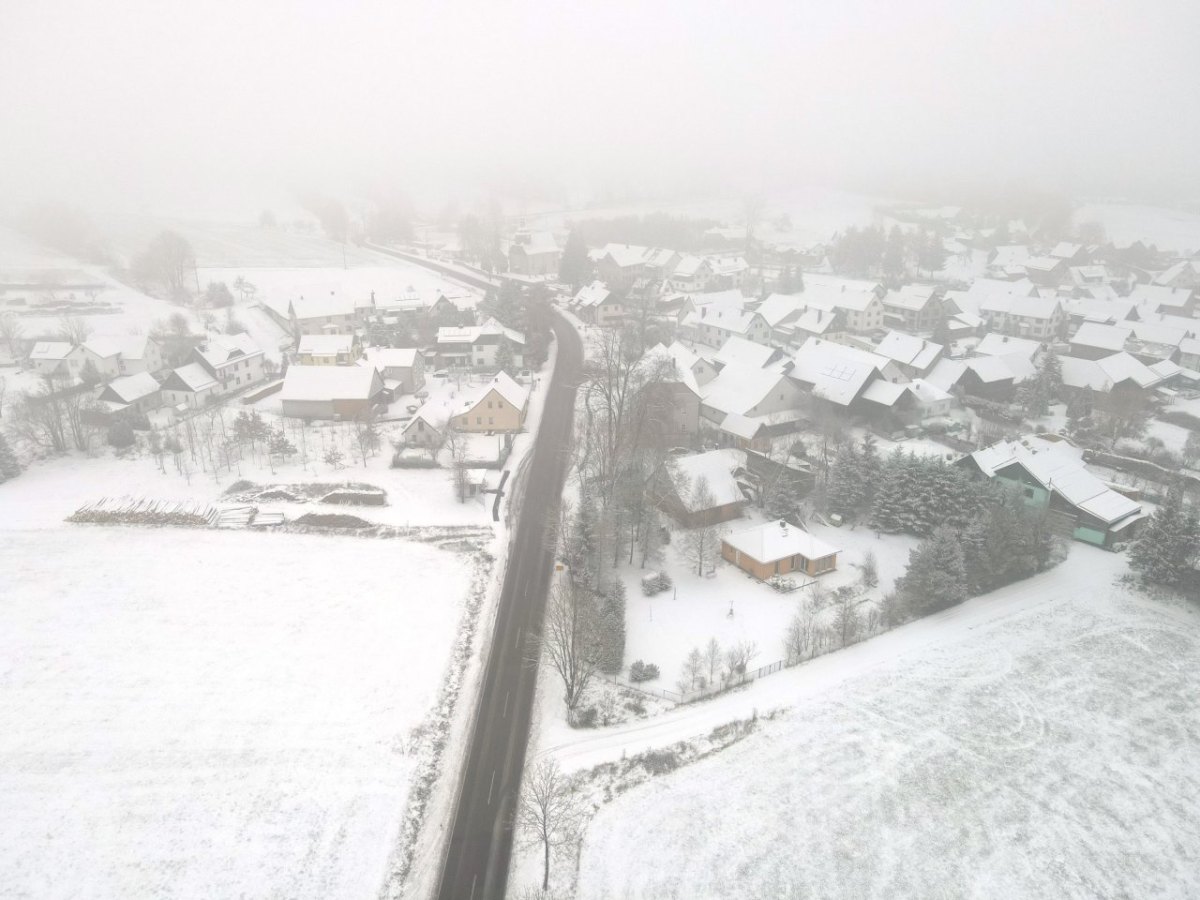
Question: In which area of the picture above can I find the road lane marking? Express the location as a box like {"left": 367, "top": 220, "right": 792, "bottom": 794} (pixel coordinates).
{"left": 470, "top": 874, "right": 477, "bottom": 900}
{"left": 488, "top": 769, "right": 496, "bottom": 805}
{"left": 503, "top": 690, "right": 510, "bottom": 718}
{"left": 515, "top": 626, "right": 522, "bottom": 650}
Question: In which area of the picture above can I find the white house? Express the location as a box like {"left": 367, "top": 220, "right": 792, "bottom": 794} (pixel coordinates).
{"left": 194, "top": 334, "right": 267, "bottom": 396}
{"left": 28, "top": 341, "right": 86, "bottom": 377}
{"left": 160, "top": 362, "right": 220, "bottom": 408}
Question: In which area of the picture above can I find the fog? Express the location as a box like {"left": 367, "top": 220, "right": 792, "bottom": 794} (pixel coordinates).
{"left": 3, "top": 0, "right": 1199, "bottom": 212}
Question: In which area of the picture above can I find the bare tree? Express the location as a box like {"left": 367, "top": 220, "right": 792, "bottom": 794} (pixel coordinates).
{"left": 703, "top": 637, "right": 722, "bottom": 685}
{"left": 679, "top": 645, "right": 705, "bottom": 692}
{"left": 515, "top": 758, "right": 585, "bottom": 894}
{"left": 57, "top": 315, "right": 92, "bottom": 345}
{"left": 443, "top": 422, "right": 470, "bottom": 502}
{"left": 0, "top": 312, "right": 24, "bottom": 358}
{"left": 533, "top": 578, "right": 604, "bottom": 717}
{"left": 681, "top": 476, "right": 720, "bottom": 576}
{"left": 352, "top": 409, "right": 380, "bottom": 466}
{"left": 10, "top": 377, "right": 98, "bottom": 452}
{"left": 724, "top": 640, "right": 759, "bottom": 681}
{"left": 784, "top": 600, "right": 819, "bottom": 664}
{"left": 832, "top": 590, "right": 861, "bottom": 648}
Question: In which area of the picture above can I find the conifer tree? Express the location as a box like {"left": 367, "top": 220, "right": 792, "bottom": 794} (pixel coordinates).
{"left": 1128, "top": 483, "right": 1200, "bottom": 588}
{"left": 0, "top": 432, "right": 20, "bottom": 483}
{"left": 895, "top": 525, "right": 968, "bottom": 618}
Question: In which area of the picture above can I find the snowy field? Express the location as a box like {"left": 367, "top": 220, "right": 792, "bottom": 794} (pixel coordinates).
{"left": 1074, "top": 202, "right": 1200, "bottom": 254}
{"left": 574, "top": 554, "right": 1200, "bottom": 899}
{"left": 0, "top": 527, "right": 473, "bottom": 900}
{"left": 200, "top": 264, "right": 470, "bottom": 313}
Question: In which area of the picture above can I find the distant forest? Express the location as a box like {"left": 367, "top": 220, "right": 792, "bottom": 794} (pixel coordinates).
{"left": 568, "top": 214, "right": 722, "bottom": 253}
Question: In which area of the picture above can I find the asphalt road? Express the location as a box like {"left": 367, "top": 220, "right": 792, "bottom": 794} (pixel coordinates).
{"left": 436, "top": 313, "right": 583, "bottom": 900}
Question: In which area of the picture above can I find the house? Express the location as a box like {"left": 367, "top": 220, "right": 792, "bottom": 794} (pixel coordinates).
{"left": 881, "top": 284, "right": 943, "bottom": 332}
{"left": 1153, "top": 259, "right": 1200, "bottom": 290}
{"left": 507, "top": 231, "right": 560, "bottom": 277}
{"left": 365, "top": 347, "right": 425, "bottom": 394}
{"left": 874, "top": 331, "right": 943, "bottom": 378}
{"left": 83, "top": 336, "right": 165, "bottom": 377}
{"left": 974, "top": 333, "right": 1043, "bottom": 365}
{"left": 297, "top": 333, "right": 361, "bottom": 366}
{"left": 159, "top": 363, "right": 220, "bottom": 408}
{"left": 987, "top": 245, "right": 1031, "bottom": 276}
{"left": 28, "top": 341, "right": 86, "bottom": 377}
{"left": 1180, "top": 337, "right": 1200, "bottom": 372}
{"left": 637, "top": 343, "right": 705, "bottom": 443}
{"left": 797, "top": 281, "right": 885, "bottom": 334}
{"left": 451, "top": 371, "right": 529, "bottom": 432}
{"left": 721, "top": 519, "right": 839, "bottom": 580}
{"left": 1022, "top": 256, "right": 1067, "bottom": 287}
{"left": 1069, "top": 322, "right": 1131, "bottom": 361}
{"left": 682, "top": 302, "right": 770, "bottom": 349}
{"left": 1050, "top": 242, "right": 1090, "bottom": 265}
{"left": 1059, "top": 352, "right": 1164, "bottom": 394}
{"left": 958, "top": 437, "right": 1144, "bottom": 548}
{"left": 659, "top": 449, "right": 747, "bottom": 527}
{"left": 699, "top": 364, "right": 806, "bottom": 427}
{"left": 908, "top": 378, "right": 954, "bottom": 418}
{"left": 280, "top": 365, "right": 385, "bottom": 419}
{"left": 1128, "top": 283, "right": 1196, "bottom": 319}
{"left": 595, "top": 244, "right": 678, "bottom": 290}
{"left": 436, "top": 319, "right": 525, "bottom": 370}
{"left": 97, "top": 372, "right": 161, "bottom": 414}
{"left": 194, "top": 334, "right": 267, "bottom": 395}
{"left": 960, "top": 354, "right": 1034, "bottom": 400}
{"left": 572, "top": 281, "right": 626, "bottom": 327}
{"left": 977, "top": 293, "right": 1064, "bottom": 340}
{"left": 713, "top": 335, "right": 784, "bottom": 370}
{"left": 288, "top": 294, "right": 359, "bottom": 336}
{"left": 1061, "top": 295, "right": 1135, "bottom": 329}
{"left": 401, "top": 405, "right": 446, "bottom": 448}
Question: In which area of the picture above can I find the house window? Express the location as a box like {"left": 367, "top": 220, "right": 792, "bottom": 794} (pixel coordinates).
{"left": 487, "top": 401, "right": 492, "bottom": 408}
{"left": 476, "top": 416, "right": 482, "bottom": 424}
{"left": 488, "top": 417, "right": 494, "bottom": 425}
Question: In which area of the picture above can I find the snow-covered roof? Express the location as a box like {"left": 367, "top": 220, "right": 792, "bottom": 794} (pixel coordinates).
{"left": 964, "top": 355, "right": 1019, "bottom": 384}
{"left": 280, "top": 365, "right": 381, "bottom": 401}
{"left": 298, "top": 334, "right": 355, "bottom": 355}
{"left": 168, "top": 362, "right": 218, "bottom": 393}
{"left": 1023, "top": 256, "right": 1063, "bottom": 273}
{"left": 723, "top": 519, "right": 839, "bottom": 564}
{"left": 572, "top": 281, "right": 611, "bottom": 308}
{"left": 1154, "top": 259, "right": 1200, "bottom": 286}
{"left": 977, "top": 292, "right": 1062, "bottom": 321}
{"left": 291, "top": 294, "right": 357, "bottom": 320}
{"left": 755, "top": 293, "right": 806, "bottom": 328}
{"left": 790, "top": 338, "right": 884, "bottom": 406}
{"left": 509, "top": 231, "right": 559, "bottom": 256}
{"left": 102, "top": 372, "right": 160, "bottom": 403}
{"left": 437, "top": 318, "right": 525, "bottom": 347}
{"left": 795, "top": 281, "right": 879, "bottom": 313}
{"left": 669, "top": 449, "right": 746, "bottom": 510}
{"left": 909, "top": 378, "right": 953, "bottom": 405}
{"left": 1062, "top": 296, "right": 1134, "bottom": 325}
{"left": 1070, "top": 322, "right": 1130, "bottom": 353}
{"left": 463, "top": 371, "right": 529, "bottom": 411}
{"left": 1128, "top": 283, "right": 1192, "bottom": 310}
{"left": 367, "top": 347, "right": 419, "bottom": 368}
{"left": 975, "top": 333, "right": 1042, "bottom": 361}
{"left": 861, "top": 380, "right": 910, "bottom": 407}
{"left": 874, "top": 331, "right": 942, "bottom": 370}
{"left": 925, "top": 358, "right": 967, "bottom": 392}
{"left": 967, "top": 438, "right": 1140, "bottom": 526}
{"left": 1059, "top": 352, "right": 1161, "bottom": 392}
{"left": 29, "top": 341, "right": 77, "bottom": 361}
{"left": 882, "top": 284, "right": 939, "bottom": 311}
{"left": 714, "top": 336, "right": 780, "bottom": 370}
{"left": 197, "top": 334, "right": 263, "bottom": 366}
{"left": 989, "top": 245, "right": 1031, "bottom": 268}
{"left": 1050, "top": 242, "right": 1082, "bottom": 259}
{"left": 700, "top": 364, "right": 794, "bottom": 416}
{"left": 84, "top": 336, "right": 154, "bottom": 360}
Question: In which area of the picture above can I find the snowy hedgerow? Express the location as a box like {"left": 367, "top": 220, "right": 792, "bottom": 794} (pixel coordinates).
{"left": 0, "top": 433, "right": 21, "bottom": 483}
{"left": 629, "top": 660, "right": 660, "bottom": 682}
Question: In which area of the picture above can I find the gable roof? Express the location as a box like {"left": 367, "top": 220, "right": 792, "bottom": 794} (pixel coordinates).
{"left": 163, "top": 362, "right": 218, "bottom": 393}
{"left": 874, "top": 331, "right": 943, "bottom": 370}
{"left": 460, "top": 371, "right": 529, "bottom": 413}
{"left": 1059, "top": 352, "right": 1162, "bottom": 391}
{"left": 280, "top": 365, "right": 382, "bottom": 402}
{"left": 790, "top": 338, "right": 884, "bottom": 406}
{"left": 100, "top": 372, "right": 159, "bottom": 404}
{"left": 84, "top": 336, "right": 156, "bottom": 361}
{"left": 1070, "top": 322, "right": 1130, "bottom": 354}
{"left": 700, "top": 365, "right": 795, "bottom": 416}
{"left": 723, "top": 519, "right": 839, "bottom": 564}
{"left": 713, "top": 335, "right": 781, "bottom": 370}
{"left": 368, "top": 347, "right": 419, "bottom": 368}
{"left": 197, "top": 334, "right": 263, "bottom": 367}
{"left": 882, "top": 284, "right": 939, "bottom": 312}
{"left": 669, "top": 449, "right": 746, "bottom": 510}
{"left": 975, "top": 332, "right": 1042, "bottom": 362}
{"left": 29, "top": 341, "right": 77, "bottom": 361}
{"left": 573, "top": 281, "right": 612, "bottom": 308}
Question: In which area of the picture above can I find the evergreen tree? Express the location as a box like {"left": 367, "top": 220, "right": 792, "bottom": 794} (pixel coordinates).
{"left": 596, "top": 579, "right": 627, "bottom": 674}
{"left": 558, "top": 229, "right": 590, "bottom": 290}
{"left": 871, "top": 448, "right": 911, "bottom": 533}
{"left": 1128, "top": 483, "right": 1200, "bottom": 588}
{"left": 895, "top": 525, "right": 968, "bottom": 618}
{"left": 827, "top": 444, "right": 866, "bottom": 519}
{"left": 0, "top": 432, "right": 21, "bottom": 483}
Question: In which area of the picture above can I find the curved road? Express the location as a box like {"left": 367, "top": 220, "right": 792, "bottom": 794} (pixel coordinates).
{"left": 436, "top": 313, "right": 583, "bottom": 900}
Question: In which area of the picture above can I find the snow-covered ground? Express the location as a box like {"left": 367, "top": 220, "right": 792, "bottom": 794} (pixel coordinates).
{"left": 0, "top": 527, "right": 472, "bottom": 900}
{"left": 1074, "top": 202, "right": 1200, "bottom": 254}
{"left": 572, "top": 549, "right": 1200, "bottom": 898}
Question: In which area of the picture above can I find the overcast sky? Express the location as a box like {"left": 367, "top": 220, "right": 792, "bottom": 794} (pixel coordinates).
{"left": 2, "top": 0, "right": 1198, "bottom": 213}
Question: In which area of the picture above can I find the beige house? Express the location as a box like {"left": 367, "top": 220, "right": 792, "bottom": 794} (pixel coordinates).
{"left": 721, "top": 519, "right": 839, "bottom": 580}
{"left": 280, "top": 365, "right": 385, "bottom": 419}
{"left": 451, "top": 372, "right": 529, "bottom": 432}
{"left": 297, "top": 333, "right": 361, "bottom": 366}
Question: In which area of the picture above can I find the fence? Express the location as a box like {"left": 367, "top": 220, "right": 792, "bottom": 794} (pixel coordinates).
{"left": 600, "top": 656, "right": 792, "bottom": 707}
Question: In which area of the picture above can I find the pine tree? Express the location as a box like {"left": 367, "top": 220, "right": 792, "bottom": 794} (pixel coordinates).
{"left": 827, "top": 445, "right": 865, "bottom": 519}
{"left": 0, "top": 432, "right": 21, "bottom": 483}
{"left": 1128, "top": 483, "right": 1200, "bottom": 588}
{"left": 596, "top": 578, "right": 627, "bottom": 674}
{"left": 871, "top": 448, "right": 911, "bottom": 533}
{"left": 558, "top": 229, "right": 590, "bottom": 290}
{"left": 895, "top": 525, "right": 968, "bottom": 618}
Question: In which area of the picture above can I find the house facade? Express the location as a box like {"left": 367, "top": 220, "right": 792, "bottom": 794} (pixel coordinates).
{"left": 297, "top": 334, "right": 362, "bottom": 366}
{"left": 280, "top": 365, "right": 385, "bottom": 419}
{"left": 194, "top": 334, "right": 267, "bottom": 396}
{"left": 721, "top": 519, "right": 839, "bottom": 580}
{"left": 451, "top": 372, "right": 529, "bottom": 432}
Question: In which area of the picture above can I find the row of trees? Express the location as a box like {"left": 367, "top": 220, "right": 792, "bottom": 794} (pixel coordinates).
{"left": 828, "top": 224, "right": 947, "bottom": 280}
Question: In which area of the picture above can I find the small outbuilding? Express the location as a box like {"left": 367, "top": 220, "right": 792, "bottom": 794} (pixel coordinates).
{"left": 280, "top": 365, "right": 384, "bottom": 419}
{"left": 721, "top": 519, "right": 840, "bottom": 580}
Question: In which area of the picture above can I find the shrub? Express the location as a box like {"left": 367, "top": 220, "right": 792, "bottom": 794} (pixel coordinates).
{"left": 640, "top": 571, "right": 672, "bottom": 596}
{"left": 629, "top": 660, "right": 660, "bottom": 682}
{"left": 106, "top": 420, "right": 136, "bottom": 448}
{"left": 573, "top": 706, "right": 597, "bottom": 728}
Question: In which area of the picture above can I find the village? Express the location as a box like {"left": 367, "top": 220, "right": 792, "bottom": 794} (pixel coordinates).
{"left": 1, "top": 198, "right": 1199, "bottom": 900}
